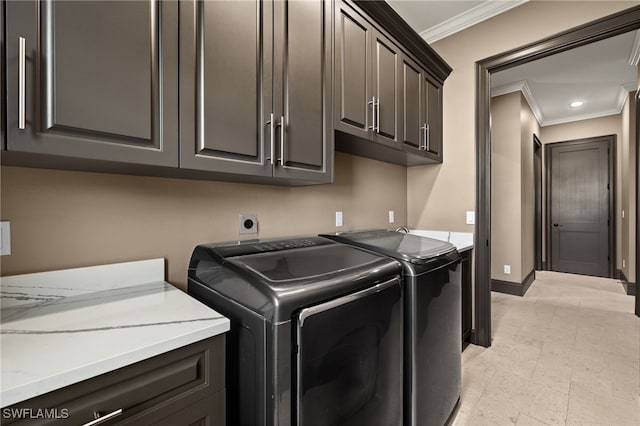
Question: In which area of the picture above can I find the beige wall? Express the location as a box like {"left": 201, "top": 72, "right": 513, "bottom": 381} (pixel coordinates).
{"left": 0, "top": 153, "right": 407, "bottom": 290}
{"left": 541, "top": 114, "right": 623, "bottom": 271}
{"left": 520, "top": 94, "right": 540, "bottom": 280}
{"left": 408, "top": 0, "right": 637, "bottom": 235}
{"left": 490, "top": 92, "right": 539, "bottom": 283}
{"left": 491, "top": 93, "right": 523, "bottom": 281}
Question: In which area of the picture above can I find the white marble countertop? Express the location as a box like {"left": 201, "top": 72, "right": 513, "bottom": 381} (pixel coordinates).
{"left": 0, "top": 259, "right": 229, "bottom": 408}
{"left": 408, "top": 230, "right": 474, "bottom": 252}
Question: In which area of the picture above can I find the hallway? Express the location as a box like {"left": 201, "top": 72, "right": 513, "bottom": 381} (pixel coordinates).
{"left": 454, "top": 271, "right": 639, "bottom": 425}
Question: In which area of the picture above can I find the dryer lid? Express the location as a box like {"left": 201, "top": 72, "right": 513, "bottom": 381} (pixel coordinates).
{"left": 324, "top": 230, "right": 456, "bottom": 264}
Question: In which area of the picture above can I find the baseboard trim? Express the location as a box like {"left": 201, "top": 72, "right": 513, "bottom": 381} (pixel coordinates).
{"left": 491, "top": 269, "right": 535, "bottom": 297}
{"left": 617, "top": 269, "right": 636, "bottom": 296}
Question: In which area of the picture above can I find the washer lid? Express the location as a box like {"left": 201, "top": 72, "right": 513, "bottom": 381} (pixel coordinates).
{"left": 323, "top": 230, "right": 456, "bottom": 264}
{"left": 227, "top": 244, "right": 383, "bottom": 283}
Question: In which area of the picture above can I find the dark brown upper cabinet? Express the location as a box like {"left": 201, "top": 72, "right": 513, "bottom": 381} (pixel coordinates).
{"left": 401, "top": 53, "right": 443, "bottom": 163}
{"left": 5, "top": 0, "right": 179, "bottom": 167}
{"left": 180, "top": 0, "right": 333, "bottom": 184}
{"left": 335, "top": 4, "right": 401, "bottom": 150}
{"left": 335, "top": 0, "right": 451, "bottom": 166}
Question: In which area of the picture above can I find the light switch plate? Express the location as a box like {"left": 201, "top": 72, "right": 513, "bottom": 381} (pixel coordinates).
{"left": 1, "top": 221, "right": 11, "bottom": 256}
{"left": 466, "top": 211, "right": 475, "bottom": 225}
{"left": 389, "top": 210, "right": 395, "bottom": 223}
{"left": 336, "top": 211, "right": 343, "bottom": 227}
{"left": 504, "top": 265, "right": 511, "bottom": 275}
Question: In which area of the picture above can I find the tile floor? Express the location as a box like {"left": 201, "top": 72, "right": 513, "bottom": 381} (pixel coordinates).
{"left": 453, "top": 271, "right": 640, "bottom": 426}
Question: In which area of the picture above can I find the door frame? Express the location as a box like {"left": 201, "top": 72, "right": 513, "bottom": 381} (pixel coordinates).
{"left": 544, "top": 136, "right": 616, "bottom": 278}
{"left": 534, "top": 134, "right": 543, "bottom": 271}
{"left": 474, "top": 6, "right": 640, "bottom": 347}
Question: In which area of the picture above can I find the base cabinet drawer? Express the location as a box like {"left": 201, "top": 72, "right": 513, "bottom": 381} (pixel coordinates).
{"left": 1, "top": 335, "right": 225, "bottom": 425}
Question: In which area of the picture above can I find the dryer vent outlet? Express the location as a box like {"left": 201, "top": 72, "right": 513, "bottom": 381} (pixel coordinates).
{"left": 239, "top": 214, "right": 258, "bottom": 234}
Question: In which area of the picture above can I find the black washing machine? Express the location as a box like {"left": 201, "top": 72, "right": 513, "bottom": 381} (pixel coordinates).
{"left": 188, "top": 236, "right": 403, "bottom": 426}
{"left": 321, "top": 230, "right": 462, "bottom": 426}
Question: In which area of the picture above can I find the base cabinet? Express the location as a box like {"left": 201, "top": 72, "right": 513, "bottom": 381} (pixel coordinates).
{"left": 1, "top": 335, "right": 225, "bottom": 425}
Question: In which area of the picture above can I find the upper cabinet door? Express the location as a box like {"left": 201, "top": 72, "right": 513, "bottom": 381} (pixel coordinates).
{"left": 371, "top": 30, "right": 400, "bottom": 148}
{"left": 334, "top": 5, "right": 371, "bottom": 139}
{"left": 179, "top": 0, "right": 272, "bottom": 177}
{"left": 401, "top": 55, "right": 423, "bottom": 152}
{"left": 273, "top": 0, "right": 333, "bottom": 183}
{"left": 5, "top": 0, "right": 179, "bottom": 166}
{"left": 425, "top": 75, "right": 443, "bottom": 159}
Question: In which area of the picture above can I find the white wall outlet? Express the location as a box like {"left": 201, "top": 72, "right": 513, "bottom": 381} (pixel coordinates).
{"left": 0, "top": 221, "right": 11, "bottom": 256}
{"left": 622, "top": 210, "right": 625, "bottom": 219}
{"left": 623, "top": 259, "right": 626, "bottom": 268}
{"left": 336, "top": 211, "right": 343, "bottom": 227}
{"left": 466, "top": 211, "right": 475, "bottom": 225}
{"left": 389, "top": 210, "right": 395, "bottom": 223}
{"left": 239, "top": 214, "right": 258, "bottom": 234}
{"left": 504, "top": 265, "right": 511, "bottom": 275}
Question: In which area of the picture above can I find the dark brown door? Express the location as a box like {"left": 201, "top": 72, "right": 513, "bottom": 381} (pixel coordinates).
{"left": 547, "top": 136, "right": 614, "bottom": 277}
{"left": 371, "top": 29, "right": 401, "bottom": 148}
{"left": 401, "top": 55, "right": 423, "bottom": 151}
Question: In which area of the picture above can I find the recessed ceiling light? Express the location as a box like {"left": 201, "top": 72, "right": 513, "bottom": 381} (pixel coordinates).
{"left": 570, "top": 101, "right": 584, "bottom": 108}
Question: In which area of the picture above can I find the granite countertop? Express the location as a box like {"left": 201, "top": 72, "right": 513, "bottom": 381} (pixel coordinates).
{"left": 0, "top": 259, "right": 229, "bottom": 408}
{"left": 408, "top": 230, "right": 474, "bottom": 252}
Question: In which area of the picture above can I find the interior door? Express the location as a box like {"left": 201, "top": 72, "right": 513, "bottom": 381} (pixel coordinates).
{"left": 5, "top": 0, "right": 178, "bottom": 166}
{"left": 548, "top": 137, "right": 613, "bottom": 277}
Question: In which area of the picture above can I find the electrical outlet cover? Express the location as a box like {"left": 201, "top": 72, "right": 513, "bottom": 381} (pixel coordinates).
{"left": 239, "top": 214, "right": 258, "bottom": 234}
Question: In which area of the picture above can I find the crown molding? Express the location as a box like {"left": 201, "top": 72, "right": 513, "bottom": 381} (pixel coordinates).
{"left": 491, "top": 80, "right": 544, "bottom": 125}
{"left": 492, "top": 81, "right": 634, "bottom": 127}
{"left": 420, "top": 0, "right": 529, "bottom": 44}
{"left": 628, "top": 29, "right": 640, "bottom": 65}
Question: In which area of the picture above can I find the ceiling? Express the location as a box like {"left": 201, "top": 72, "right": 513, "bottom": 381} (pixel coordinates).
{"left": 387, "top": 0, "right": 640, "bottom": 127}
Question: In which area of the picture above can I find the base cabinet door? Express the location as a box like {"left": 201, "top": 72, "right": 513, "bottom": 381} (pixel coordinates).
{"left": 5, "top": 0, "right": 179, "bottom": 166}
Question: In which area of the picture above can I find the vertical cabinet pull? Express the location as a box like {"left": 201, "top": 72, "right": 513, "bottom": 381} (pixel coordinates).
{"left": 426, "top": 124, "right": 430, "bottom": 152}
{"left": 367, "top": 97, "right": 376, "bottom": 131}
{"left": 19, "top": 36, "right": 26, "bottom": 130}
{"left": 420, "top": 124, "right": 427, "bottom": 150}
{"left": 266, "top": 113, "right": 275, "bottom": 165}
{"left": 375, "top": 98, "right": 380, "bottom": 134}
{"left": 278, "top": 115, "right": 285, "bottom": 166}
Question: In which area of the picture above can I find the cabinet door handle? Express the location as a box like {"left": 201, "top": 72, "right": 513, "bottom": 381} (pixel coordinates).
{"left": 19, "top": 36, "right": 26, "bottom": 130}
{"left": 82, "top": 408, "right": 123, "bottom": 426}
{"left": 426, "top": 124, "right": 430, "bottom": 152}
{"left": 420, "top": 124, "right": 427, "bottom": 150}
{"left": 375, "top": 98, "right": 380, "bottom": 134}
{"left": 278, "top": 115, "right": 285, "bottom": 166}
{"left": 266, "top": 113, "right": 275, "bottom": 165}
{"left": 367, "top": 97, "right": 376, "bottom": 131}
